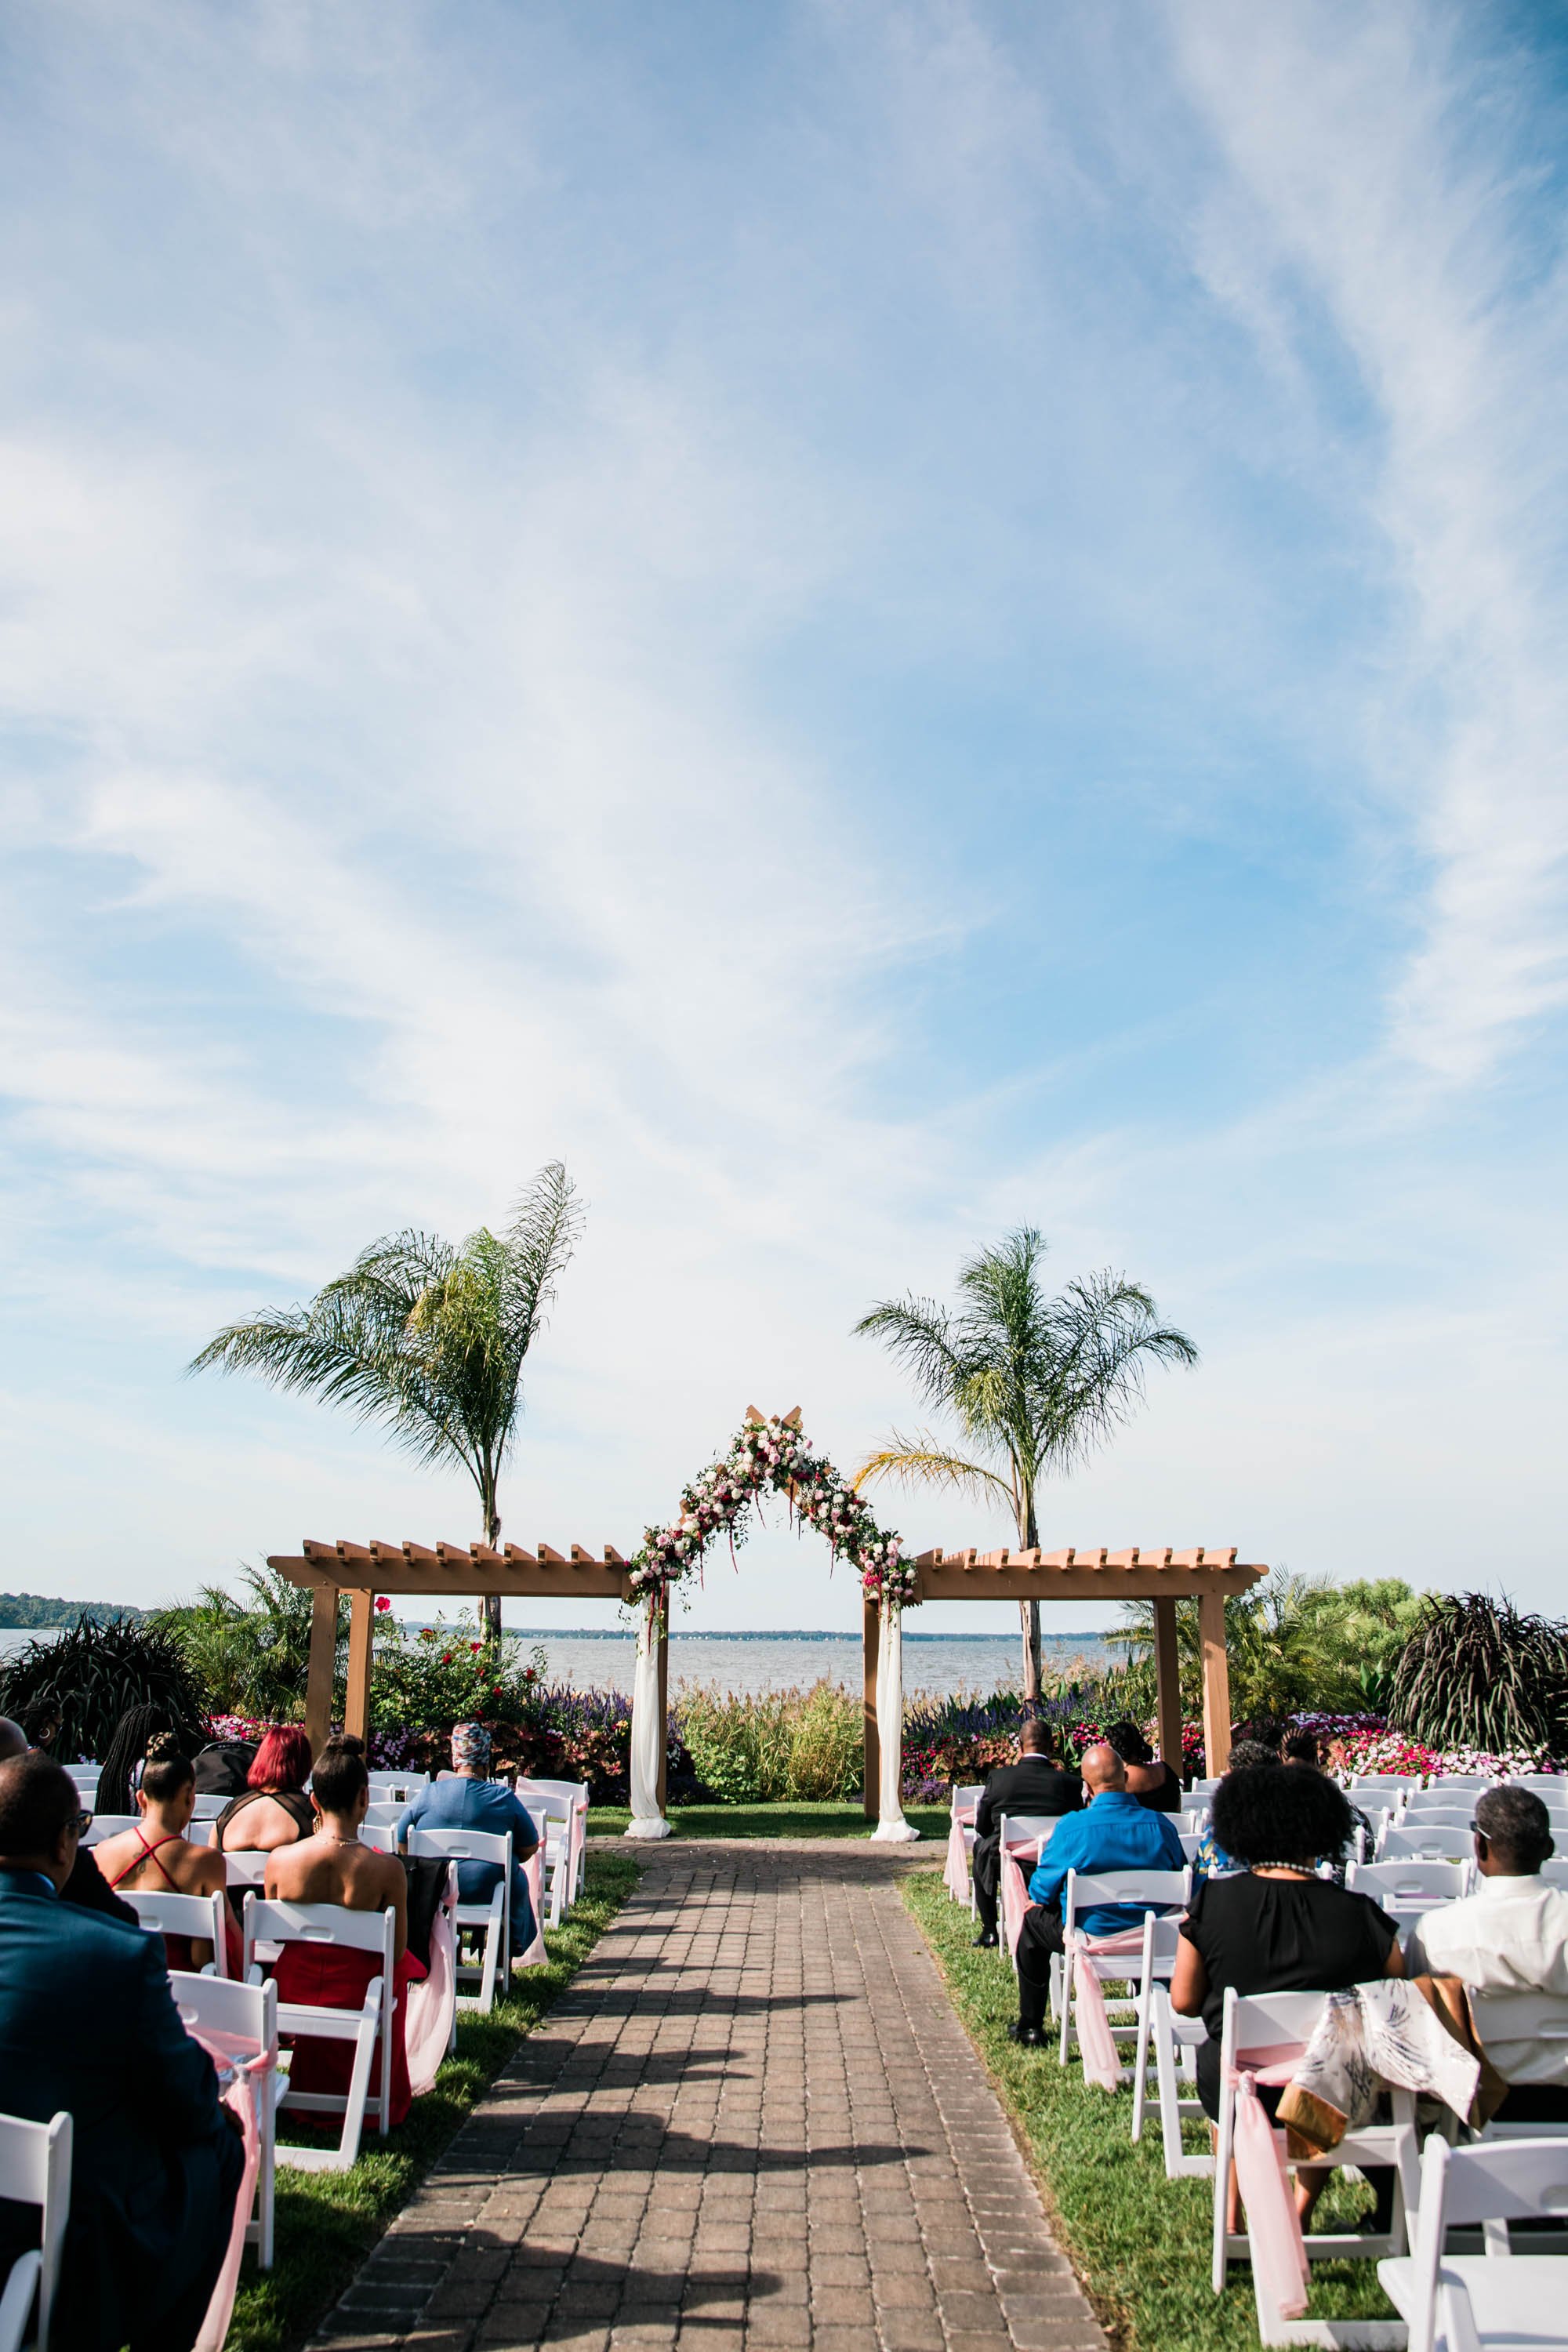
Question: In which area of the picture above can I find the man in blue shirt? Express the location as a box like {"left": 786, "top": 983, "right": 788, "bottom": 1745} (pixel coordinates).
{"left": 396, "top": 1723, "right": 540, "bottom": 1950}
{"left": 1011, "top": 1741, "right": 1185, "bottom": 2046}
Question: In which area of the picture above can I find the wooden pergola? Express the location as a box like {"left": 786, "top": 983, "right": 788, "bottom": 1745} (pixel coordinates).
{"left": 270, "top": 1536, "right": 1264, "bottom": 1806}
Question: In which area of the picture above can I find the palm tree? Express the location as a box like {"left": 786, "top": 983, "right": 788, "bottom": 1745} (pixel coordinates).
{"left": 851, "top": 1229, "right": 1197, "bottom": 1697}
{"left": 191, "top": 1163, "right": 583, "bottom": 1640}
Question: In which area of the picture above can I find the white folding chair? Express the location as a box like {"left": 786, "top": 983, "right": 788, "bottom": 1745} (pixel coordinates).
{"left": 1213, "top": 1987, "right": 1418, "bottom": 2343}
{"left": 1127, "top": 1912, "right": 1186, "bottom": 2140}
{"left": 189, "top": 1794, "right": 228, "bottom": 1821}
{"left": 947, "top": 1781, "right": 985, "bottom": 1912}
{"left": 1395, "top": 1807, "right": 1477, "bottom": 1832}
{"left": 1471, "top": 1989, "right": 1568, "bottom": 2139}
{"left": 223, "top": 1850, "right": 271, "bottom": 1888}
{"left": 64, "top": 1766, "right": 98, "bottom": 1804}
{"left": 1171, "top": 1809, "right": 1205, "bottom": 1836}
{"left": 1346, "top": 1859, "right": 1471, "bottom": 1924}
{"left": 168, "top": 1969, "right": 279, "bottom": 2267}
{"left": 79, "top": 1814, "right": 138, "bottom": 1846}
{"left": 521, "top": 1795, "right": 573, "bottom": 1926}
{"left": 1348, "top": 1775, "right": 1420, "bottom": 1801}
{"left": 514, "top": 1780, "right": 590, "bottom": 1905}
{"left": 1179, "top": 1831, "right": 1202, "bottom": 1863}
{"left": 1379, "top": 1824, "right": 1475, "bottom": 1864}
{"left": 1539, "top": 1857, "right": 1568, "bottom": 1892}
{"left": 1188, "top": 1777, "right": 1223, "bottom": 1805}
{"left": 121, "top": 1888, "right": 230, "bottom": 1976}
{"left": 241, "top": 1895, "right": 395, "bottom": 2172}
{"left": 368, "top": 1773, "right": 429, "bottom": 1806}
{"left": 361, "top": 1803, "right": 405, "bottom": 1831}
{"left": 0, "top": 2111, "right": 69, "bottom": 2352}
{"left": 1379, "top": 2135, "right": 1568, "bottom": 2352}
{"left": 407, "top": 1828, "right": 511, "bottom": 2011}
{"left": 1053, "top": 1868, "right": 1190, "bottom": 2066}
{"left": 357, "top": 1825, "right": 400, "bottom": 1854}
{"left": 1145, "top": 1980, "right": 1212, "bottom": 2179}
{"left": 1428, "top": 1776, "right": 1491, "bottom": 1795}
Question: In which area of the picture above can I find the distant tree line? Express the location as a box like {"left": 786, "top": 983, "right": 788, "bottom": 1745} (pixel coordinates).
{"left": 0, "top": 1593, "right": 147, "bottom": 1629}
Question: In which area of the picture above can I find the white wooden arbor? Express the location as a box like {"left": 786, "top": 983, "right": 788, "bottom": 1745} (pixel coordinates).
{"left": 270, "top": 1534, "right": 1263, "bottom": 1826}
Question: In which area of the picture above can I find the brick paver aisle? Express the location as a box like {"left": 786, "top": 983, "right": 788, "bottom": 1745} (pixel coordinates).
{"left": 312, "top": 1842, "right": 1106, "bottom": 2352}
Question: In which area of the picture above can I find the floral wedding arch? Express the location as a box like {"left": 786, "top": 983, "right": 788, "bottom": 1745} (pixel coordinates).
{"left": 622, "top": 1410, "right": 921, "bottom": 1842}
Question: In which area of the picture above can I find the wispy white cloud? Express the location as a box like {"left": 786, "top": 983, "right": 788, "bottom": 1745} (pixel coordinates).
{"left": 1171, "top": 0, "right": 1568, "bottom": 1084}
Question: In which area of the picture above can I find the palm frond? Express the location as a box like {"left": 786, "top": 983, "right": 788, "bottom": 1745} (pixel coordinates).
{"left": 851, "top": 1437, "right": 1016, "bottom": 1514}
{"left": 851, "top": 1297, "right": 967, "bottom": 1412}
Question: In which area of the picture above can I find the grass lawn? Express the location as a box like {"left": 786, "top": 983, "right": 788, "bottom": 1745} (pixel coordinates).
{"left": 587, "top": 1799, "right": 950, "bottom": 1839}
{"left": 226, "top": 1849, "right": 643, "bottom": 2352}
{"left": 903, "top": 1868, "right": 1399, "bottom": 2352}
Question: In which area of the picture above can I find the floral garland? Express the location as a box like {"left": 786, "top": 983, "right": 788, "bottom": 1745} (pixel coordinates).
{"left": 628, "top": 1414, "right": 918, "bottom": 1612}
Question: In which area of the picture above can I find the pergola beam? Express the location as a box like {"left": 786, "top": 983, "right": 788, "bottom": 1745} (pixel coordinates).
{"left": 276, "top": 1537, "right": 1261, "bottom": 1778}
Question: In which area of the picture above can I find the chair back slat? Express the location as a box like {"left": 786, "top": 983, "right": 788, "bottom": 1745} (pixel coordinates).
{"left": 243, "top": 1895, "right": 395, "bottom": 1957}
{"left": 1063, "top": 1867, "right": 1190, "bottom": 1932}
{"left": 408, "top": 1827, "right": 512, "bottom": 1868}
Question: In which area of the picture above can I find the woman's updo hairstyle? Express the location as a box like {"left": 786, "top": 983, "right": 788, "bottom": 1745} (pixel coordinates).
{"left": 1210, "top": 1761, "right": 1351, "bottom": 1868}
{"left": 140, "top": 1731, "right": 196, "bottom": 1806}
{"left": 1105, "top": 1720, "right": 1153, "bottom": 1767}
{"left": 311, "top": 1737, "right": 368, "bottom": 1815}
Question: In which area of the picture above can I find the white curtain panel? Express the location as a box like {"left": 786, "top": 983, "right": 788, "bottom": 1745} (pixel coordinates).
{"left": 871, "top": 1601, "right": 920, "bottom": 1842}
{"left": 624, "top": 1598, "right": 672, "bottom": 1838}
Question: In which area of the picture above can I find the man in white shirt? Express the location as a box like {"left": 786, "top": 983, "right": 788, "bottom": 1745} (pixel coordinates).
{"left": 1406, "top": 1784, "right": 1568, "bottom": 2122}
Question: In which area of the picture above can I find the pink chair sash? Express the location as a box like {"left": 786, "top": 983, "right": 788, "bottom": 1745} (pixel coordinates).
{"left": 515, "top": 1847, "right": 548, "bottom": 1967}
{"left": 192, "top": 2031, "right": 272, "bottom": 2352}
{"left": 405, "top": 1893, "right": 456, "bottom": 2096}
{"left": 1065, "top": 1926, "right": 1146, "bottom": 2092}
{"left": 943, "top": 1815, "right": 972, "bottom": 1901}
{"left": 1000, "top": 1850, "right": 1033, "bottom": 1960}
{"left": 1229, "top": 2045, "right": 1310, "bottom": 2323}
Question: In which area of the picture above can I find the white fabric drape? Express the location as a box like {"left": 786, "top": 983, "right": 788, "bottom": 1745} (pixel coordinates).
{"left": 871, "top": 1601, "right": 920, "bottom": 1842}
{"left": 625, "top": 1595, "right": 671, "bottom": 1839}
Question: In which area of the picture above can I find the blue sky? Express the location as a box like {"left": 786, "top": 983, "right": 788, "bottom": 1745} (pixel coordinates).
{"left": 2, "top": 2, "right": 1567, "bottom": 1634}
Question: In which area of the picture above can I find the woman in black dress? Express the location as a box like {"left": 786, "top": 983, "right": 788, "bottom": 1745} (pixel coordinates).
{"left": 1105, "top": 1720, "right": 1183, "bottom": 1811}
{"left": 1171, "top": 1762, "right": 1402, "bottom": 2226}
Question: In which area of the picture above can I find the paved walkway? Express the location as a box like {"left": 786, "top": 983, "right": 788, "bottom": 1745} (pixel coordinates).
{"left": 310, "top": 1842, "right": 1106, "bottom": 2352}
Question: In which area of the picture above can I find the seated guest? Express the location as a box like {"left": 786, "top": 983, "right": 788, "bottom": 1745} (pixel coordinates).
{"left": 1105, "top": 1719, "right": 1182, "bottom": 1811}
{"left": 1283, "top": 1729, "right": 1371, "bottom": 1883}
{"left": 266, "top": 1736, "right": 423, "bottom": 2129}
{"left": 1193, "top": 1740, "right": 1286, "bottom": 1878}
{"left": 0, "top": 1755, "right": 243, "bottom": 2352}
{"left": 0, "top": 1715, "right": 136, "bottom": 1922}
{"left": 1011, "top": 1742, "right": 1186, "bottom": 2046}
{"left": 1172, "top": 1762, "right": 1401, "bottom": 2226}
{"left": 1406, "top": 1784, "right": 1568, "bottom": 2122}
{"left": 396, "top": 1722, "right": 540, "bottom": 1949}
{"left": 216, "top": 1722, "right": 315, "bottom": 1853}
{"left": 969, "top": 1719, "right": 1083, "bottom": 1949}
{"left": 93, "top": 1734, "right": 233, "bottom": 1971}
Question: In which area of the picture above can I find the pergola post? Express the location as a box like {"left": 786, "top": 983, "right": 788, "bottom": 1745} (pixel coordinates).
{"left": 344, "top": 1588, "right": 375, "bottom": 1748}
{"left": 862, "top": 1595, "right": 880, "bottom": 1820}
{"left": 655, "top": 1599, "right": 670, "bottom": 1813}
{"left": 305, "top": 1586, "right": 339, "bottom": 1757}
{"left": 1198, "top": 1588, "right": 1232, "bottom": 1774}
{"left": 1152, "top": 1595, "right": 1181, "bottom": 1779}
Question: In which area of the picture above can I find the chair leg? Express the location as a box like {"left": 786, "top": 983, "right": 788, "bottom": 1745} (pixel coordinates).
{"left": 1058, "top": 1945, "right": 1074, "bottom": 2066}
{"left": 1131, "top": 1973, "right": 1152, "bottom": 2142}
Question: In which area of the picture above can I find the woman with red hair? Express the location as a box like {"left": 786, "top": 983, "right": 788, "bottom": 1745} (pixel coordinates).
{"left": 216, "top": 1724, "right": 315, "bottom": 1854}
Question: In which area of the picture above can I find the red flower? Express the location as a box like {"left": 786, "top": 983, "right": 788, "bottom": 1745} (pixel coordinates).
{"left": 374, "top": 1595, "right": 392, "bottom": 1613}
{"left": 441, "top": 1653, "right": 452, "bottom": 1664}
{"left": 470, "top": 1640, "right": 482, "bottom": 1653}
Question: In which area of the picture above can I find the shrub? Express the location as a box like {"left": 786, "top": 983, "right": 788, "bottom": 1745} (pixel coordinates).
{"left": 787, "top": 1680, "right": 862, "bottom": 1800}
{"left": 0, "top": 1615, "right": 210, "bottom": 1763}
{"left": 151, "top": 1565, "right": 339, "bottom": 1722}
{"left": 1388, "top": 1592, "right": 1568, "bottom": 1757}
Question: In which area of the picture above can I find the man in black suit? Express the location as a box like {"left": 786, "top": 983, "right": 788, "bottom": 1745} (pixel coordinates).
{"left": 970, "top": 1721, "right": 1084, "bottom": 1946}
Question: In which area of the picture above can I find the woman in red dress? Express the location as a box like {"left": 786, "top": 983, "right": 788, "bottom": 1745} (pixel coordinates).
{"left": 93, "top": 1733, "right": 235, "bottom": 1973}
{"left": 265, "top": 1738, "right": 424, "bottom": 2129}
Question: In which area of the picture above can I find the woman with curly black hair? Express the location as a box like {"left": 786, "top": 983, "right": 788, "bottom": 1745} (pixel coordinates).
{"left": 1171, "top": 1762, "right": 1403, "bottom": 2227}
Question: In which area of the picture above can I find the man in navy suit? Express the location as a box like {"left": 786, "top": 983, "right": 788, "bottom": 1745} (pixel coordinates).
{"left": 0, "top": 1753, "right": 244, "bottom": 2352}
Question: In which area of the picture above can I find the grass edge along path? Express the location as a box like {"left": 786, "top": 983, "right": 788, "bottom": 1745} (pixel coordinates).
{"left": 587, "top": 1798, "right": 950, "bottom": 1839}
{"left": 227, "top": 1849, "right": 643, "bottom": 2352}
{"left": 902, "top": 1867, "right": 1399, "bottom": 2352}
